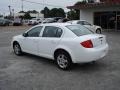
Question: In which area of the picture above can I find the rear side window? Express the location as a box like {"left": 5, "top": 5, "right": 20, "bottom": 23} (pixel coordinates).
{"left": 42, "top": 26, "right": 62, "bottom": 38}
{"left": 66, "top": 25, "right": 93, "bottom": 36}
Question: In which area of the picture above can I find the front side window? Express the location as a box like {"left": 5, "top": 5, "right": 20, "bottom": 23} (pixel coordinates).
{"left": 66, "top": 25, "right": 93, "bottom": 36}
{"left": 42, "top": 26, "right": 62, "bottom": 38}
{"left": 77, "top": 21, "right": 84, "bottom": 25}
{"left": 27, "top": 26, "right": 43, "bottom": 37}
{"left": 83, "top": 21, "right": 92, "bottom": 25}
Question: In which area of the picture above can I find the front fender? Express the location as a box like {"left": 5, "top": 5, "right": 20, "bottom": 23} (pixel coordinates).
{"left": 94, "top": 25, "right": 102, "bottom": 31}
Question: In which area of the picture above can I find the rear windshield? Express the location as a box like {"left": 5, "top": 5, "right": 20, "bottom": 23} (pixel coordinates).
{"left": 66, "top": 25, "right": 93, "bottom": 36}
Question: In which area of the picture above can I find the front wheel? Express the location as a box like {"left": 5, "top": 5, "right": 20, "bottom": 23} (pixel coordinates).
{"left": 55, "top": 51, "right": 72, "bottom": 70}
{"left": 13, "top": 43, "right": 23, "bottom": 56}
{"left": 96, "top": 29, "right": 102, "bottom": 34}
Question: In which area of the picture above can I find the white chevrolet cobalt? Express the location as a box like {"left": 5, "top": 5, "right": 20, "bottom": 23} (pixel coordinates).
{"left": 12, "top": 23, "right": 109, "bottom": 70}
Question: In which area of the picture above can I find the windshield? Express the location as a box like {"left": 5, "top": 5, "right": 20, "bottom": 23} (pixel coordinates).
{"left": 66, "top": 25, "right": 93, "bottom": 36}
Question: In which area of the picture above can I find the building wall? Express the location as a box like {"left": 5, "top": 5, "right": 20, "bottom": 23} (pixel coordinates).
{"left": 80, "top": 10, "right": 93, "bottom": 24}
{"left": 80, "top": 6, "right": 120, "bottom": 24}
{"left": 14, "top": 13, "right": 44, "bottom": 18}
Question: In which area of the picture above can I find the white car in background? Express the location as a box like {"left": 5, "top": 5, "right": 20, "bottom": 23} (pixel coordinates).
{"left": 12, "top": 23, "right": 108, "bottom": 70}
{"left": 67, "top": 20, "right": 102, "bottom": 34}
{"left": 42, "top": 18, "right": 55, "bottom": 23}
{"left": 28, "top": 18, "right": 42, "bottom": 25}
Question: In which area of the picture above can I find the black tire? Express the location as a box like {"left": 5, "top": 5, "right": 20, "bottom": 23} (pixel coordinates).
{"left": 7, "top": 23, "right": 9, "bottom": 26}
{"left": 55, "top": 51, "right": 73, "bottom": 70}
{"left": 13, "top": 43, "right": 23, "bottom": 56}
{"left": 89, "top": 61, "right": 96, "bottom": 64}
{"left": 96, "top": 29, "right": 102, "bottom": 34}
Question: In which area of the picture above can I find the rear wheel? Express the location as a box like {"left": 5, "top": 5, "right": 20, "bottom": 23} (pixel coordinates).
{"left": 96, "top": 29, "right": 101, "bottom": 34}
{"left": 55, "top": 51, "right": 72, "bottom": 70}
{"left": 13, "top": 43, "right": 23, "bottom": 56}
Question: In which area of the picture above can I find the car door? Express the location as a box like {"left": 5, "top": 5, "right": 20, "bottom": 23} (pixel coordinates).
{"left": 21, "top": 26, "right": 43, "bottom": 55}
{"left": 38, "top": 26, "right": 63, "bottom": 59}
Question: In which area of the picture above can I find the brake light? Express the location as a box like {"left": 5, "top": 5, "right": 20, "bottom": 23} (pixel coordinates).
{"left": 80, "top": 40, "right": 93, "bottom": 48}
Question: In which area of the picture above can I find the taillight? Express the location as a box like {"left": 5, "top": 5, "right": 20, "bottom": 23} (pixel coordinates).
{"left": 80, "top": 40, "right": 93, "bottom": 48}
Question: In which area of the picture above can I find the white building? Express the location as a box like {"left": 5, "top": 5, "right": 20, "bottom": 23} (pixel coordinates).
{"left": 14, "top": 12, "right": 44, "bottom": 18}
{"left": 68, "top": 0, "right": 120, "bottom": 30}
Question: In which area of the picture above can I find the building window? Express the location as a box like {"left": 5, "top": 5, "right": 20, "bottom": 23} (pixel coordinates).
{"left": 94, "top": 11, "right": 116, "bottom": 29}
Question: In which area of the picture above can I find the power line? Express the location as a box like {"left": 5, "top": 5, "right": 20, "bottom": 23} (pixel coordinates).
{"left": 22, "top": 0, "right": 66, "bottom": 8}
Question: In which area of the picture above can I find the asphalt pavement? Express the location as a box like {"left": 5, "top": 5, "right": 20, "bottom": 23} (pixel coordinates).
{"left": 0, "top": 26, "right": 120, "bottom": 90}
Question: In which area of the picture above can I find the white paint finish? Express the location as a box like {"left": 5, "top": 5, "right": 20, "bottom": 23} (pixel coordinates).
{"left": 80, "top": 6, "right": 120, "bottom": 24}
{"left": 12, "top": 23, "right": 109, "bottom": 63}
{"left": 38, "top": 37, "right": 62, "bottom": 59}
{"left": 95, "top": 0, "right": 100, "bottom": 3}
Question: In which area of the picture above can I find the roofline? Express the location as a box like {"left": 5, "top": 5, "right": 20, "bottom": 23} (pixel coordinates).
{"left": 67, "top": 2, "right": 120, "bottom": 10}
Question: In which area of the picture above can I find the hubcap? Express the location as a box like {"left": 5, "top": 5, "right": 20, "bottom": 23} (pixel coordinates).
{"left": 14, "top": 44, "right": 20, "bottom": 54}
{"left": 97, "top": 30, "right": 101, "bottom": 34}
{"left": 57, "top": 54, "right": 68, "bottom": 68}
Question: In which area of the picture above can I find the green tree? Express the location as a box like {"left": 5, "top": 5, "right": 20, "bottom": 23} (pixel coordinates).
{"left": 57, "top": 8, "right": 66, "bottom": 17}
{"left": 24, "top": 12, "right": 31, "bottom": 19}
{"left": 28, "top": 10, "right": 38, "bottom": 14}
{"left": 49, "top": 8, "right": 65, "bottom": 18}
{"left": 19, "top": 11, "right": 25, "bottom": 13}
{"left": 19, "top": 15, "right": 24, "bottom": 20}
{"left": 67, "top": 1, "right": 89, "bottom": 20}
{"left": 67, "top": 10, "right": 76, "bottom": 20}
{"left": 67, "top": 9, "right": 80, "bottom": 20}
{"left": 0, "top": 15, "right": 3, "bottom": 18}
{"left": 74, "top": 0, "right": 87, "bottom": 5}
{"left": 49, "top": 8, "right": 58, "bottom": 17}
{"left": 41, "top": 7, "right": 50, "bottom": 18}
{"left": 41, "top": 7, "right": 66, "bottom": 18}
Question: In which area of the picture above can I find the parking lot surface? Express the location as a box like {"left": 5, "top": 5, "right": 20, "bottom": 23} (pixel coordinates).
{"left": 0, "top": 26, "right": 120, "bottom": 90}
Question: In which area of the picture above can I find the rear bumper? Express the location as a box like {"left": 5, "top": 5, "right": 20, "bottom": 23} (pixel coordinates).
{"left": 72, "top": 44, "right": 109, "bottom": 63}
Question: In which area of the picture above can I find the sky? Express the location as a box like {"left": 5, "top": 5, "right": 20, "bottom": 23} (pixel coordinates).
{"left": 0, "top": 0, "right": 81, "bottom": 15}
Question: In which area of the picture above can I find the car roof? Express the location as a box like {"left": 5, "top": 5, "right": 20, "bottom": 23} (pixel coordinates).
{"left": 70, "top": 20, "right": 86, "bottom": 22}
{"left": 37, "top": 23, "right": 73, "bottom": 27}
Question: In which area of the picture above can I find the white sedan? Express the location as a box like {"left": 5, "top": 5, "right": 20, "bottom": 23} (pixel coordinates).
{"left": 12, "top": 23, "right": 108, "bottom": 70}
{"left": 67, "top": 20, "right": 102, "bottom": 34}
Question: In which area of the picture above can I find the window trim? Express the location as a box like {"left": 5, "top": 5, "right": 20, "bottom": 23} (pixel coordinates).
{"left": 42, "top": 26, "right": 63, "bottom": 38}
{"left": 66, "top": 25, "right": 94, "bottom": 36}
{"left": 26, "top": 26, "right": 43, "bottom": 37}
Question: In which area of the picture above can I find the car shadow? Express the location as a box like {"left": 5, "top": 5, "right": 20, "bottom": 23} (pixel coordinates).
{"left": 12, "top": 52, "right": 108, "bottom": 72}
{"left": 71, "top": 61, "right": 107, "bottom": 72}
{"left": 22, "top": 53, "right": 56, "bottom": 65}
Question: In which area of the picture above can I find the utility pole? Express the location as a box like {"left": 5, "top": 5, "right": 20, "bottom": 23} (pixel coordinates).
{"left": 8, "top": 5, "right": 12, "bottom": 16}
{"left": 43, "top": 0, "right": 45, "bottom": 18}
{"left": 21, "top": 0, "right": 24, "bottom": 11}
{"left": 12, "top": 9, "right": 14, "bottom": 19}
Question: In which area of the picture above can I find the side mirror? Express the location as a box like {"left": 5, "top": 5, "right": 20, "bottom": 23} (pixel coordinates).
{"left": 23, "top": 33, "right": 28, "bottom": 37}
